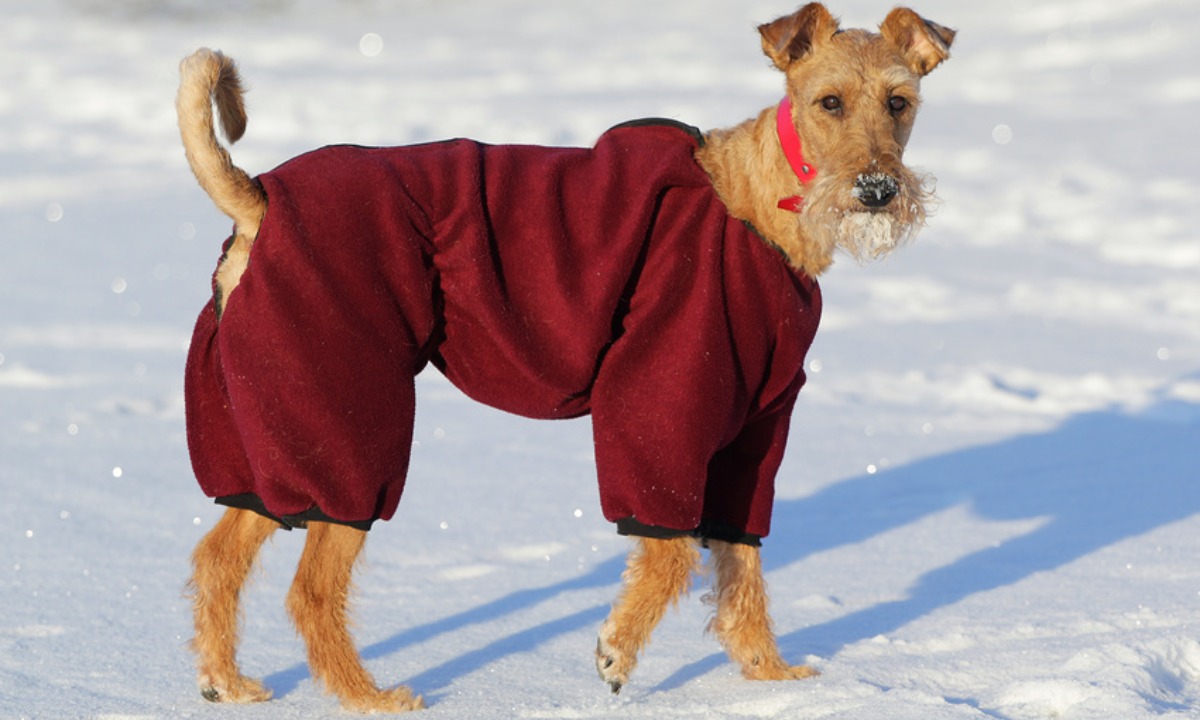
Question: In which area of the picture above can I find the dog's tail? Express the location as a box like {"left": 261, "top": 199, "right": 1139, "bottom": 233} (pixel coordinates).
{"left": 176, "top": 48, "right": 266, "bottom": 241}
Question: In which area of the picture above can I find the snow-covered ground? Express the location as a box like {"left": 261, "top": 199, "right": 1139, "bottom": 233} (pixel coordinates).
{"left": 2, "top": 0, "right": 1198, "bottom": 718}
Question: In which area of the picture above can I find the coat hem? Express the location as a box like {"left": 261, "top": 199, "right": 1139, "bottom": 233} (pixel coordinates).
{"left": 214, "top": 493, "right": 377, "bottom": 532}
{"left": 615, "top": 517, "right": 762, "bottom": 547}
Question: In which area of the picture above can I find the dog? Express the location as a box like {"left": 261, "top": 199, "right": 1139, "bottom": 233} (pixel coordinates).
{"left": 178, "top": 3, "right": 953, "bottom": 712}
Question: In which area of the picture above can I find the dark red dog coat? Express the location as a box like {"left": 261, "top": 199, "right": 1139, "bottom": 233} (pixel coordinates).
{"left": 185, "top": 120, "right": 821, "bottom": 544}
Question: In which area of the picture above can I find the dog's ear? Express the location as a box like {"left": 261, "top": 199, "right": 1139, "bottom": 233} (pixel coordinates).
{"left": 880, "top": 7, "right": 956, "bottom": 76}
{"left": 758, "top": 3, "right": 841, "bottom": 71}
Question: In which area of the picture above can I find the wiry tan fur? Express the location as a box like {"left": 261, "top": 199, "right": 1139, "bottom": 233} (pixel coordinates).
{"left": 706, "top": 540, "right": 818, "bottom": 680}
{"left": 697, "top": 4, "right": 954, "bottom": 276}
{"left": 285, "top": 521, "right": 424, "bottom": 712}
{"left": 188, "top": 508, "right": 278, "bottom": 704}
{"left": 179, "top": 3, "right": 952, "bottom": 713}
{"left": 595, "top": 537, "right": 702, "bottom": 692}
{"left": 176, "top": 48, "right": 266, "bottom": 315}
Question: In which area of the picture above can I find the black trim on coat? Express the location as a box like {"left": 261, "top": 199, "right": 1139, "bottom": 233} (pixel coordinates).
{"left": 607, "top": 118, "right": 706, "bottom": 147}
{"left": 616, "top": 517, "right": 763, "bottom": 547}
{"left": 215, "top": 493, "right": 376, "bottom": 532}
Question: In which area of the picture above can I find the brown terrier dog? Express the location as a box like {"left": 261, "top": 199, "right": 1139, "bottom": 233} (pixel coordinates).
{"left": 178, "top": 3, "right": 952, "bottom": 713}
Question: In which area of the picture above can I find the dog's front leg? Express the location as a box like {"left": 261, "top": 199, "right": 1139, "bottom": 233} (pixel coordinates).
{"left": 596, "top": 536, "right": 701, "bottom": 693}
{"left": 706, "top": 540, "right": 818, "bottom": 680}
{"left": 189, "top": 507, "right": 279, "bottom": 703}
{"left": 286, "top": 522, "right": 424, "bottom": 713}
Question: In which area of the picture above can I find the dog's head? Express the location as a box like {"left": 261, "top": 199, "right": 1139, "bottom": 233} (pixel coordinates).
{"left": 759, "top": 3, "right": 954, "bottom": 262}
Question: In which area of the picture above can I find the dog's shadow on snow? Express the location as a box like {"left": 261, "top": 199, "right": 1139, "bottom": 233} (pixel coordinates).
{"left": 263, "top": 555, "right": 622, "bottom": 702}
{"left": 775, "top": 398, "right": 1200, "bottom": 655}
{"left": 659, "top": 393, "right": 1200, "bottom": 689}
{"left": 268, "top": 394, "right": 1200, "bottom": 701}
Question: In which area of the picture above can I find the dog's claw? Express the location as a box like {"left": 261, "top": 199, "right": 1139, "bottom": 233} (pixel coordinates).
{"left": 597, "top": 648, "right": 620, "bottom": 693}
{"left": 596, "top": 629, "right": 632, "bottom": 694}
{"left": 195, "top": 674, "right": 271, "bottom": 704}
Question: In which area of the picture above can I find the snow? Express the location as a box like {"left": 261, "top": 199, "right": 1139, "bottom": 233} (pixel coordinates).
{"left": 1, "top": 0, "right": 1197, "bottom": 718}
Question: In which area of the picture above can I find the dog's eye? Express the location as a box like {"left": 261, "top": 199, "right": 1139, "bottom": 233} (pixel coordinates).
{"left": 821, "top": 96, "right": 842, "bottom": 112}
{"left": 888, "top": 96, "right": 909, "bottom": 114}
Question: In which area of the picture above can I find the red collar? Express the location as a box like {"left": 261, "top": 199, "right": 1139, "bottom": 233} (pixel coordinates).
{"left": 776, "top": 97, "right": 817, "bottom": 213}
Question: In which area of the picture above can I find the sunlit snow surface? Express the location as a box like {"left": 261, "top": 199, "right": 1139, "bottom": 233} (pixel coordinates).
{"left": 2, "top": 1, "right": 1199, "bottom": 718}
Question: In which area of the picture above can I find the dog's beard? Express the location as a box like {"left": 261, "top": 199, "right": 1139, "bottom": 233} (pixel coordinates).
{"left": 801, "top": 169, "right": 936, "bottom": 261}
{"left": 835, "top": 210, "right": 916, "bottom": 259}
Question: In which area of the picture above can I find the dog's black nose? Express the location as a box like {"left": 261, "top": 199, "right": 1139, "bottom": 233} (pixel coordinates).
{"left": 854, "top": 174, "right": 898, "bottom": 208}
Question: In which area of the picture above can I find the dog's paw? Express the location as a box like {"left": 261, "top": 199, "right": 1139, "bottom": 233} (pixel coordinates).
{"left": 198, "top": 673, "right": 272, "bottom": 703}
{"left": 341, "top": 686, "right": 425, "bottom": 714}
{"left": 740, "top": 656, "right": 820, "bottom": 681}
{"left": 595, "top": 619, "right": 635, "bottom": 694}
{"left": 595, "top": 638, "right": 629, "bottom": 694}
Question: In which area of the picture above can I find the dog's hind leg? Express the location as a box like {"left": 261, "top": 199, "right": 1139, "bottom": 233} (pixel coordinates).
{"left": 188, "top": 507, "right": 279, "bottom": 703}
{"left": 706, "top": 540, "right": 818, "bottom": 680}
{"left": 286, "top": 521, "right": 424, "bottom": 713}
{"left": 595, "top": 536, "right": 701, "bottom": 693}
